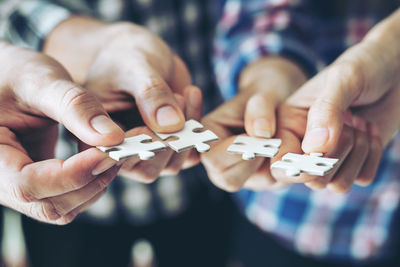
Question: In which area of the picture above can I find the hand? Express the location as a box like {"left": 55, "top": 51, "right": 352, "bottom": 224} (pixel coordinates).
{"left": 45, "top": 16, "right": 191, "bottom": 133}
{"left": 283, "top": 9, "right": 400, "bottom": 192}
{"left": 201, "top": 57, "right": 307, "bottom": 191}
{"left": 44, "top": 17, "right": 201, "bottom": 179}
{"left": 83, "top": 86, "right": 203, "bottom": 183}
{"left": 0, "top": 42, "right": 124, "bottom": 224}
{"left": 269, "top": 104, "right": 379, "bottom": 194}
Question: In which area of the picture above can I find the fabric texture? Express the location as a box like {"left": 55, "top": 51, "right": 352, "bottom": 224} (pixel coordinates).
{"left": 214, "top": 0, "right": 400, "bottom": 263}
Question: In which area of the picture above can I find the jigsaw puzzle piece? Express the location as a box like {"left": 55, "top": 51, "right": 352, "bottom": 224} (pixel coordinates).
{"left": 227, "top": 136, "right": 282, "bottom": 160}
{"left": 271, "top": 153, "right": 339, "bottom": 176}
{"left": 97, "top": 134, "right": 166, "bottom": 161}
{"left": 155, "top": 120, "right": 218, "bottom": 153}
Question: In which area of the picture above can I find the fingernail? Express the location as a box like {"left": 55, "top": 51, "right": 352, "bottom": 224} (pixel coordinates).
{"left": 92, "top": 157, "right": 117, "bottom": 176}
{"left": 91, "top": 115, "right": 119, "bottom": 135}
{"left": 302, "top": 127, "right": 329, "bottom": 152}
{"left": 352, "top": 116, "right": 367, "bottom": 132}
{"left": 156, "top": 105, "right": 182, "bottom": 127}
{"left": 253, "top": 118, "right": 272, "bottom": 138}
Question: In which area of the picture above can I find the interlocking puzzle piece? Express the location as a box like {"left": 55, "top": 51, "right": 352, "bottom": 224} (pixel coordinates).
{"left": 155, "top": 119, "right": 218, "bottom": 152}
{"left": 271, "top": 153, "right": 339, "bottom": 176}
{"left": 97, "top": 134, "right": 166, "bottom": 161}
{"left": 227, "top": 136, "right": 282, "bottom": 160}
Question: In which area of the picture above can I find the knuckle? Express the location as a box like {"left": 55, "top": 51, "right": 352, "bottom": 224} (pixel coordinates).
{"left": 96, "top": 175, "right": 113, "bottom": 190}
{"left": 160, "top": 167, "right": 180, "bottom": 176}
{"left": 138, "top": 76, "right": 169, "bottom": 100}
{"left": 329, "top": 181, "right": 351, "bottom": 194}
{"left": 331, "top": 61, "right": 365, "bottom": 97}
{"left": 56, "top": 214, "right": 77, "bottom": 225}
{"left": 65, "top": 174, "right": 90, "bottom": 191}
{"left": 10, "top": 184, "right": 34, "bottom": 203}
{"left": 60, "top": 86, "right": 91, "bottom": 112}
{"left": 33, "top": 201, "right": 62, "bottom": 222}
{"left": 129, "top": 169, "right": 159, "bottom": 183}
{"left": 211, "top": 173, "right": 243, "bottom": 192}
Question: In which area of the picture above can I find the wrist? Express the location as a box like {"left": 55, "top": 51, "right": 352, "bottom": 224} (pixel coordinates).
{"left": 238, "top": 56, "right": 307, "bottom": 101}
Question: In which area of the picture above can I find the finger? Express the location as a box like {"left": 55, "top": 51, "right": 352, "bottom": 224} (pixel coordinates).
{"left": 162, "top": 86, "right": 203, "bottom": 174}
{"left": 46, "top": 165, "right": 119, "bottom": 217}
{"left": 55, "top": 188, "right": 107, "bottom": 225}
{"left": 119, "top": 148, "right": 173, "bottom": 183}
{"left": 201, "top": 136, "right": 244, "bottom": 174}
{"left": 291, "top": 62, "right": 364, "bottom": 153}
{"left": 355, "top": 124, "right": 383, "bottom": 186}
{"left": 270, "top": 127, "right": 317, "bottom": 183}
{"left": 168, "top": 55, "right": 192, "bottom": 94}
{"left": 19, "top": 148, "right": 117, "bottom": 200}
{"left": 328, "top": 119, "right": 369, "bottom": 193}
{"left": 245, "top": 93, "right": 277, "bottom": 138}
{"left": 305, "top": 124, "right": 355, "bottom": 189}
{"left": 207, "top": 157, "right": 264, "bottom": 192}
{"left": 30, "top": 79, "right": 124, "bottom": 147}
{"left": 183, "top": 86, "right": 203, "bottom": 121}
{"left": 244, "top": 163, "right": 289, "bottom": 191}
{"left": 116, "top": 126, "right": 173, "bottom": 182}
{"left": 87, "top": 60, "right": 185, "bottom": 133}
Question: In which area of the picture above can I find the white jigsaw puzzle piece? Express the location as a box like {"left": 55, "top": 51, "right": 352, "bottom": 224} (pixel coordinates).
{"left": 97, "top": 134, "right": 166, "bottom": 161}
{"left": 271, "top": 153, "right": 339, "bottom": 176}
{"left": 227, "top": 136, "right": 282, "bottom": 160}
{"left": 155, "top": 119, "right": 218, "bottom": 153}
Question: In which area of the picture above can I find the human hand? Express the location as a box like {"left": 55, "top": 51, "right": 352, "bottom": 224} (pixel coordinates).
{"left": 201, "top": 57, "right": 307, "bottom": 191}
{"left": 282, "top": 9, "right": 400, "bottom": 192}
{"left": 0, "top": 42, "right": 124, "bottom": 224}
{"left": 45, "top": 16, "right": 191, "bottom": 133}
{"left": 103, "top": 86, "right": 203, "bottom": 182}
{"left": 45, "top": 16, "right": 202, "bottom": 178}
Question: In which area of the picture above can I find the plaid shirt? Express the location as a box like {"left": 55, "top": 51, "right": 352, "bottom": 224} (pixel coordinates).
{"left": 215, "top": 0, "right": 400, "bottom": 263}
{"left": 3, "top": 0, "right": 400, "bottom": 264}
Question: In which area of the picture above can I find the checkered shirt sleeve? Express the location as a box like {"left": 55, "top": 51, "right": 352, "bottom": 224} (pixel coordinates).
{"left": 214, "top": 0, "right": 325, "bottom": 100}
{"left": 1, "top": 0, "right": 71, "bottom": 50}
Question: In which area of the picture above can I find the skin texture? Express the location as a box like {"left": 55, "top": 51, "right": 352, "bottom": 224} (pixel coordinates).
{"left": 0, "top": 42, "right": 124, "bottom": 224}
{"left": 202, "top": 8, "right": 400, "bottom": 193}
{"left": 44, "top": 16, "right": 202, "bottom": 181}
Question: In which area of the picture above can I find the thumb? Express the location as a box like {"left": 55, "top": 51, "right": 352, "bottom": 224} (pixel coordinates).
{"left": 34, "top": 80, "right": 124, "bottom": 146}
{"left": 293, "top": 64, "right": 363, "bottom": 153}
{"left": 87, "top": 59, "right": 186, "bottom": 134}
{"left": 245, "top": 93, "right": 278, "bottom": 138}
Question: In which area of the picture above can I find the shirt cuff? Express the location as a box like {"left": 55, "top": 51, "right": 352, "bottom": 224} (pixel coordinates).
{"left": 214, "top": 33, "right": 324, "bottom": 100}
{"left": 4, "top": 1, "right": 71, "bottom": 51}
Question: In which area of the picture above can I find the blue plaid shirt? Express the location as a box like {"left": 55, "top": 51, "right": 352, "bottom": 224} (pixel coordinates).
{"left": 214, "top": 0, "right": 400, "bottom": 263}
{"left": 2, "top": 0, "right": 400, "bottom": 263}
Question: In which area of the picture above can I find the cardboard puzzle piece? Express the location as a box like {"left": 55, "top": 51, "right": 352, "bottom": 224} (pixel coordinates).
{"left": 155, "top": 119, "right": 219, "bottom": 153}
{"left": 227, "top": 136, "right": 282, "bottom": 160}
{"left": 97, "top": 134, "right": 166, "bottom": 161}
{"left": 271, "top": 152, "right": 339, "bottom": 176}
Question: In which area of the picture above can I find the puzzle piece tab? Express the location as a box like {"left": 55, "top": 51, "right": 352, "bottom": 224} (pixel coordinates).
{"left": 271, "top": 153, "right": 339, "bottom": 176}
{"left": 227, "top": 136, "right": 282, "bottom": 160}
{"left": 97, "top": 134, "right": 166, "bottom": 161}
{"left": 155, "top": 120, "right": 218, "bottom": 152}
